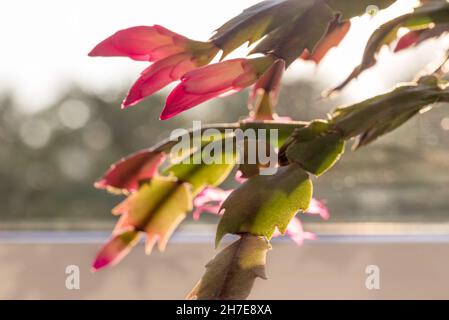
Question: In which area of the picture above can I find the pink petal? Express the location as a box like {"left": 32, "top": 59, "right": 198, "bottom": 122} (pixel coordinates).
{"left": 160, "top": 84, "right": 220, "bottom": 120}
{"left": 182, "top": 59, "right": 248, "bottom": 94}
{"left": 273, "top": 218, "right": 316, "bottom": 245}
{"left": 161, "top": 58, "right": 266, "bottom": 120}
{"left": 88, "top": 25, "right": 188, "bottom": 61}
{"left": 306, "top": 198, "right": 330, "bottom": 220}
{"left": 95, "top": 150, "right": 165, "bottom": 192}
{"left": 122, "top": 53, "right": 197, "bottom": 108}
{"left": 192, "top": 187, "right": 233, "bottom": 220}
{"left": 234, "top": 171, "right": 248, "bottom": 183}
{"left": 91, "top": 230, "right": 141, "bottom": 271}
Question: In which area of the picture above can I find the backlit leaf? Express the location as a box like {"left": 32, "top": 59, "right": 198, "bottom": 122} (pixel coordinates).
{"left": 329, "top": 1, "right": 449, "bottom": 94}
{"left": 330, "top": 75, "right": 449, "bottom": 141}
{"left": 113, "top": 175, "right": 193, "bottom": 253}
{"left": 164, "top": 138, "right": 237, "bottom": 196}
{"left": 216, "top": 163, "right": 312, "bottom": 246}
{"left": 284, "top": 121, "right": 345, "bottom": 176}
{"left": 211, "top": 0, "right": 315, "bottom": 58}
{"left": 187, "top": 234, "right": 271, "bottom": 300}
{"left": 252, "top": 0, "right": 335, "bottom": 66}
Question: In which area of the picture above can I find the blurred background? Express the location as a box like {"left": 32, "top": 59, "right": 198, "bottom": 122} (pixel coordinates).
{"left": 1, "top": 0, "right": 449, "bottom": 299}
{"left": 1, "top": 0, "right": 448, "bottom": 229}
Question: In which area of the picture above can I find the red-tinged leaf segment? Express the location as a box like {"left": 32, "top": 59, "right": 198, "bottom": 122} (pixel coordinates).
{"left": 92, "top": 176, "right": 193, "bottom": 270}
{"left": 95, "top": 150, "right": 165, "bottom": 193}
{"left": 329, "top": 1, "right": 449, "bottom": 94}
{"left": 92, "top": 230, "right": 141, "bottom": 271}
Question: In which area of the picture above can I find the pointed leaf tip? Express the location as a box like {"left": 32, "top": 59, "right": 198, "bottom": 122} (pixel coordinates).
{"left": 216, "top": 163, "right": 312, "bottom": 246}
{"left": 188, "top": 234, "right": 271, "bottom": 300}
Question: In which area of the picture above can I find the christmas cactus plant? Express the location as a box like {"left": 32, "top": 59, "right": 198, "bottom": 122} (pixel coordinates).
{"left": 88, "top": 0, "right": 449, "bottom": 299}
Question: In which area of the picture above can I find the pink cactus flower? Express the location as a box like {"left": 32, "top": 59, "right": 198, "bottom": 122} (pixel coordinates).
{"left": 89, "top": 25, "right": 219, "bottom": 108}
{"left": 192, "top": 187, "right": 233, "bottom": 220}
{"left": 94, "top": 150, "right": 165, "bottom": 193}
{"left": 307, "top": 198, "right": 330, "bottom": 221}
{"left": 89, "top": 25, "right": 190, "bottom": 61}
{"left": 122, "top": 53, "right": 198, "bottom": 107}
{"left": 160, "top": 56, "right": 275, "bottom": 120}
{"left": 273, "top": 217, "right": 316, "bottom": 245}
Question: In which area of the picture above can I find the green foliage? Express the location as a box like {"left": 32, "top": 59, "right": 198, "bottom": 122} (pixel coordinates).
{"left": 211, "top": 0, "right": 315, "bottom": 58}
{"left": 163, "top": 139, "right": 237, "bottom": 196}
{"left": 118, "top": 176, "right": 193, "bottom": 252}
{"left": 283, "top": 121, "right": 345, "bottom": 175}
{"left": 330, "top": 76, "right": 449, "bottom": 143}
{"left": 252, "top": 0, "right": 334, "bottom": 65}
{"left": 280, "top": 76, "right": 449, "bottom": 172}
{"left": 216, "top": 163, "right": 312, "bottom": 246}
{"left": 187, "top": 234, "right": 271, "bottom": 300}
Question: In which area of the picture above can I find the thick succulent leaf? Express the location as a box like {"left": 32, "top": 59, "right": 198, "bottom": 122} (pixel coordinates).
{"left": 216, "top": 163, "right": 312, "bottom": 246}
{"left": 252, "top": 1, "right": 335, "bottom": 66}
{"left": 113, "top": 175, "right": 193, "bottom": 253}
{"left": 353, "top": 108, "right": 420, "bottom": 149}
{"left": 187, "top": 234, "right": 271, "bottom": 300}
{"left": 280, "top": 76, "right": 449, "bottom": 170}
{"left": 324, "top": 0, "right": 396, "bottom": 20}
{"left": 240, "top": 121, "right": 308, "bottom": 146}
{"left": 330, "top": 1, "right": 449, "bottom": 94}
{"left": 211, "top": 0, "right": 315, "bottom": 58}
{"left": 330, "top": 75, "right": 449, "bottom": 140}
{"left": 96, "top": 123, "right": 240, "bottom": 194}
{"left": 164, "top": 138, "right": 237, "bottom": 196}
{"left": 284, "top": 121, "right": 345, "bottom": 176}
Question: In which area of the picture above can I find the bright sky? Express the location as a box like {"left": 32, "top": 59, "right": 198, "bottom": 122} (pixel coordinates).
{"left": 1, "top": 0, "right": 447, "bottom": 112}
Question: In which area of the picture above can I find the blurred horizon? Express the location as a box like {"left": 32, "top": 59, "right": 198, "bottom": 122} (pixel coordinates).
{"left": 2, "top": 77, "right": 449, "bottom": 229}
